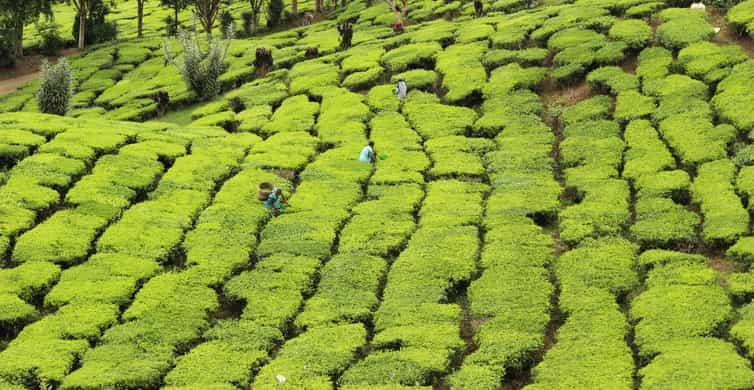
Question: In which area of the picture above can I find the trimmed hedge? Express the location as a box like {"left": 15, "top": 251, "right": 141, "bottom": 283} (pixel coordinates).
{"left": 608, "top": 19, "right": 652, "bottom": 49}
{"left": 656, "top": 8, "right": 715, "bottom": 50}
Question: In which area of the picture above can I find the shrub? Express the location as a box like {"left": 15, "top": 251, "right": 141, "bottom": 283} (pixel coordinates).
{"left": 637, "top": 47, "right": 673, "bottom": 81}
{"left": 381, "top": 41, "right": 442, "bottom": 72}
{"left": 289, "top": 60, "right": 339, "bottom": 95}
{"left": 626, "top": 1, "right": 664, "bottom": 17}
{"left": 455, "top": 22, "right": 495, "bottom": 43}
{"left": 727, "top": 237, "right": 754, "bottom": 263}
{"left": 483, "top": 48, "right": 549, "bottom": 68}
{"left": 404, "top": 101, "right": 478, "bottom": 139}
{"left": 608, "top": 19, "right": 652, "bottom": 50}
{"left": 36, "top": 59, "right": 74, "bottom": 116}
{"left": 390, "top": 69, "right": 437, "bottom": 90}
{"left": 587, "top": 66, "right": 639, "bottom": 94}
{"left": 560, "top": 96, "right": 612, "bottom": 127}
{"left": 435, "top": 42, "right": 487, "bottom": 103}
{"left": 615, "top": 90, "right": 655, "bottom": 122}
{"left": 547, "top": 28, "right": 605, "bottom": 52}
{"left": 341, "top": 44, "right": 385, "bottom": 73}
{"left": 691, "top": 159, "right": 749, "bottom": 246}
{"left": 0, "top": 19, "right": 15, "bottom": 68}
{"left": 261, "top": 95, "right": 319, "bottom": 136}
{"left": 72, "top": 0, "right": 118, "bottom": 45}
{"left": 267, "top": 0, "right": 285, "bottom": 28}
{"left": 37, "top": 20, "right": 66, "bottom": 56}
{"left": 712, "top": 61, "right": 754, "bottom": 132}
{"left": 163, "top": 22, "right": 233, "bottom": 102}
{"left": 677, "top": 42, "right": 747, "bottom": 83}
{"left": 631, "top": 197, "right": 700, "bottom": 248}
{"left": 656, "top": 8, "right": 714, "bottom": 50}
{"left": 342, "top": 67, "right": 384, "bottom": 90}
{"left": 728, "top": 0, "right": 754, "bottom": 36}
{"left": 622, "top": 120, "right": 673, "bottom": 179}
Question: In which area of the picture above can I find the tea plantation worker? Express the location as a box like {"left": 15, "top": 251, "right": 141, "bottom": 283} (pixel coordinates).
{"left": 265, "top": 188, "right": 288, "bottom": 216}
{"left": 396, "top": 78, "right": 408, "bottom": 102}
{"left": 360, "top": 141, "right": 376, "bottom": 164}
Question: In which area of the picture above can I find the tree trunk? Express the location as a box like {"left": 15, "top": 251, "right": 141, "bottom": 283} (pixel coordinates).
{"left": 252, "top": 12, "right": 258, "bottom": 33}
{"left": 292, "top": 0, "right": 298, "bottom": 17}
{"left": 15, "top": 22, "right": 23, "bottom": 58}
{"left": 78, "top": 10, "right": 86, "bottom": 49}
{"left": 137, "top": 0, "right": 144, "bottom": 38}
{"left": 175, "top": 6, "right": 179, "bottom": 30}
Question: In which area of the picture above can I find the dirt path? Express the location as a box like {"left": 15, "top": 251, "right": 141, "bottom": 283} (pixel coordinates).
{"left": 0, "top": 72, "right": 40, "bottom": 95}
{"left": 0, "top": 48, "right": 80, "bottom": 96}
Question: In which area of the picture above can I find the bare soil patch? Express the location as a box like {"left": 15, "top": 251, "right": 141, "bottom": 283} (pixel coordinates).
{"left": 0, "top": 48, "right": 80, "bottom": 95}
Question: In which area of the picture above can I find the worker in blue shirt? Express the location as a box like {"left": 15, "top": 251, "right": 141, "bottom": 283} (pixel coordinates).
{"left": 359, "top": 141, "right": 376, "bottom": 163}
{"left": 264, "top": 188, "right": 288, "bottom": 216}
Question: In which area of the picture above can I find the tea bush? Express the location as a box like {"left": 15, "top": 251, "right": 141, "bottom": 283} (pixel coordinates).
{"left": 656, "top": 8, "right": 714, "bottom": 49}
{"left": 608, "top": 19, "right": 652, "bottom": 49}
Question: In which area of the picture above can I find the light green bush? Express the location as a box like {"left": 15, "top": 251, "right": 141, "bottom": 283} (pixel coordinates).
{"left": 656, "top": 8, "right": 714, "bottom": 50}
{"left": 342, "top": 67, "right": 384, "bottom": 90}
{"left": 728, "top": 0, "right": 754, "bottom": 37}
{"left": 261, "top": 95, "right": 319, "bottom": 136}
{"left": 483, "top": 48, "right": 549, "bottom": 68}
{"left": 390, "top": 69, "right": 438, "bottom": 90}
{"left": 587, "top": 66, "right": 639, "bottom": 94}
{"left": 382, "top": 42, "right": 442, "bottom": 72}
{"left": 436, "top": 42, "right": 487, "bottom": 103}
{"left": 237, "top": 105, "right": 272, "bottom": 133}
{"left": 712, "top": 61, "right": 754, "bottom": 132}
{"left": 404, "top": 101, "right": 478, "bottom": 139}
{"left": 614, "top": 90, "right": 655, "bottom": 122}
{"left": 609, "top": 19, "right": 652, "bottom": 49}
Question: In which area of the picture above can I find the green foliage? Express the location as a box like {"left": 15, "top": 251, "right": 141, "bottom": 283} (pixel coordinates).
{"left": 483, "top": 48, "right": 549, "bottom": 68}
{"left": 614, "top": 90, "right": 655, "bottom": 122}
{"left": 289, "top": 60, "right": 340, "bottom": 95}
{"left": 163, "top": 24, "right": 232, "bottom": 101}
{"left": 712, "top": 61, "right": 754, "bottom": 132}
{"left": 656, "top": 8, "right": 714, "bottom": 50}
{"left": 622, "top": 120, "right": 673, "bottom": 180}
{"left": 631, "top": 260, "right": 734, "bottom": 358}
{"left": 403, "top": 100, "right": 478, "bottom": 139}
{"left": 382, "top": 41, "right": 442, "bottom": 72}
{"left": 727, "top": 237, "right": 754, "bottom": 263}
{"left": 728, "top": 0, "right": 754, "bottom": 37}
{"left": 342, "top": 67, "right": 384, "bottom": 90}
{"left": 560, "top": 95, "right": 611, "bottom": 127}
{"left": 436, "top": 42, "right": 487, "bottom": 103}
{"left": 237, "top": 104, "right": 272, "bottom": 133}
{"left": 608, "top": 19, "right": 652, "bottom": 49}
{"left": 631, "top": 197, "right": 700, "bottom": 248}
{"left": 37, "top": 59, "right": 74, "bottom": 116}
{"left": 261, "top": 95, "right": 319, "bottom": 136}
{"left": 390, "top": 69, "right": 438, "bottom": 90}
{"left": 677, "top": 42, "right": 748, "bottom": 83}
{"left": 587, "top": 66, "right": 639, "bottom": 95}
{"left": 254, "top": 324, "right": 366, "bottom": 388}
{"left": 691, "top": 159, "right": 748, "bottom": 246}
{"left": 547, "top": 28, "right": 604, "bottom": 52}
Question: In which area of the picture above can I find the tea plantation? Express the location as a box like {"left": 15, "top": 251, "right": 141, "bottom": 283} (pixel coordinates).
{"left": 4, "top": 0, "right": 754, "bottom": 388}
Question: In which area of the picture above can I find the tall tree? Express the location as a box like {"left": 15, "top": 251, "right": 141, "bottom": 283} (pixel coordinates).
{"left": 67, "top": 0, "right": 91, "bottom": 49}
{"left": 136, "top": 0, "right": 146, "bottom": 38}
{"left": 160, "top": 0, "right": 188, "bottom": 32}
{"left": 291, "top": 0, "right": 297, "bottom": 17}
{"left": 194, "top": 0, "right": 220, "bottom": 35}
{"left": 248, "top": 0, "right": 266, "bottom": 34}
{"left": 0, "top": 0, "right": 53, "bottom": 57}
{"left": 384, "top": 0, "right": 407, "bottom": 25}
